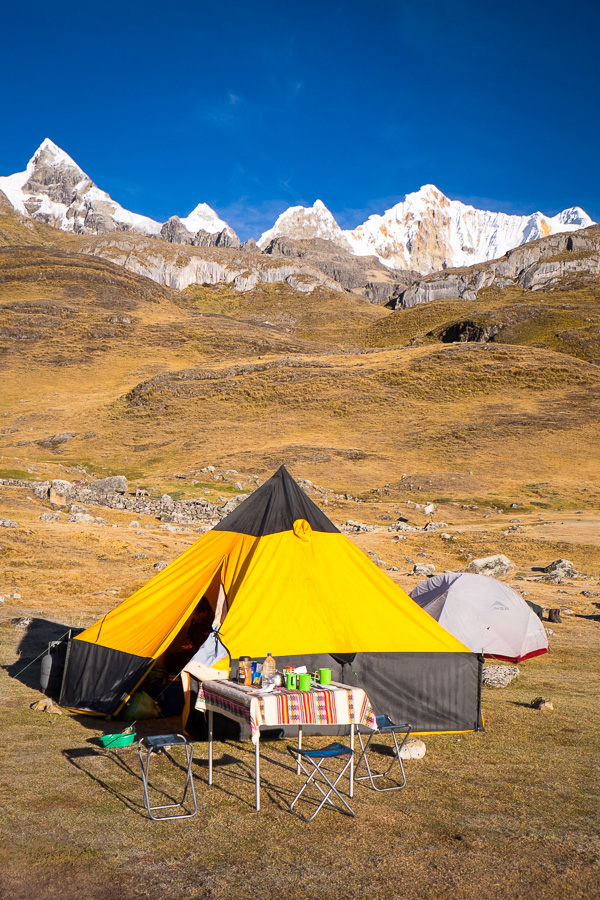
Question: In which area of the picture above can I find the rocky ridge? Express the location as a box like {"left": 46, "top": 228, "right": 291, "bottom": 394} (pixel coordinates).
{"left": 389, "top": 224, "right": 600, "bottom": 309}
{"left": 1, "top": 141, "right": 594, "bottom": 286}
{"left": 259, "top": 188, "right": 594, "bottom": 273}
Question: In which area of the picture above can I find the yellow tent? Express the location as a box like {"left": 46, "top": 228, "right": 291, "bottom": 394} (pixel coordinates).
{"left": 60, "top": 466, "right": 482, "bottom": 732}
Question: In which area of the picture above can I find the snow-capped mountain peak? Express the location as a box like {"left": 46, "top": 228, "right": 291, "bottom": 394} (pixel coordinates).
{"left": 258, "top": 199, "right": 351, "bottom": 249}
{"left": 343, "top": 187, "right": 594, "bottom": 272}
{"left": 0, "top": 139, "right": 242, "bottom": 243}
{"left": 179, "top": 202, "right": 233, "bottom": 236}
{"left": 31, "top": 137, "right": 84, "bottom": 172}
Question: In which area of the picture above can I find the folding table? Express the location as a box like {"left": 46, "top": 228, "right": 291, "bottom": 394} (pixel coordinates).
{"left": 195, "top": 679, "right": 376, "bottom": 810}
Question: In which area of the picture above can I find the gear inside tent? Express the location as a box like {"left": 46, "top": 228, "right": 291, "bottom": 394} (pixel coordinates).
{"left": 409, "top": 572, "right": 548, "bottom": 662}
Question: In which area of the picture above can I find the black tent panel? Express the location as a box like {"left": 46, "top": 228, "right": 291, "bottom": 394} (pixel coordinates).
{"left": 60, "top": 640, "right": 153, "bottom": 715}
{"left": 223, "top": 650, "right": 482, "bottom": 734}
{"left": 349, "top": 651, "right": 483, "bottom": 733}
{"left": 214, "top": 465, "right": 339, "bottom": 537}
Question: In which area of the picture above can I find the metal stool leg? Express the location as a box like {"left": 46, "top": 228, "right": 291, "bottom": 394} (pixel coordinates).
{"left": 287, "top": 744, "right": 355, "bottom": 821}
{"left": 138, "top": 734, "right": 198, "bottom": 821}
{"left": 355, "top": 724, "right": 411, "bottom": 792}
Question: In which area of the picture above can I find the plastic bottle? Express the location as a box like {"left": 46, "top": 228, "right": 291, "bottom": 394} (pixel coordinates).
{"left": 262, "top": 653, "right": 276, "bottom": 688}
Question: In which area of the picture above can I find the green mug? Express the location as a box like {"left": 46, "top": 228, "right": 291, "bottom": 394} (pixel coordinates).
{"left": 298, "top": 673, "right": 312, "bottom": 691}
{"left": 318, "top": 668, "right": 332, "bottom": 686}
{"left": 286, "top": 672, "right": 297, "bottom": 690}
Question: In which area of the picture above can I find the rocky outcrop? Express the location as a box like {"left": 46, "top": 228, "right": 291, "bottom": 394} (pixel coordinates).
{"left": 466, "top": 554, "right": 516, "bottom": 577}
{"left": 81, "top": 235, "right": 345, "bottom": 294}
{"left": 390, "top": 225, "right": 600, "bottom": 308}
{"left": 262, "top": 235, "right": 415, "bottom": 300}
{"left": 161, "top": 216, "right": 241, "bottom": 250}
{"left": 90, "top": 475, "right": 128, "bottom": 495}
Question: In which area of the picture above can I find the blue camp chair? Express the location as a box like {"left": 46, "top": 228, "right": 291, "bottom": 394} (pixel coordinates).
{"left": 287, "top": 742, "right": 355, "bottom": 821}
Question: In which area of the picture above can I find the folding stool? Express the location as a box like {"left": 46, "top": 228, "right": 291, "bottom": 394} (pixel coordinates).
{"left": 354, "top": 715, "right": 412, "bottom": 791}
{"left": 138, "top": 734, "right": 197, "bottom": 821}
{"left": 287, "top": 742, "right": 355, "bottom": 821}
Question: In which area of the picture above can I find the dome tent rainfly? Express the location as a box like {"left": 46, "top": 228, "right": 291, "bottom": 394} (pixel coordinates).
{"left": 409, "top": 572, "right": 548, "bottom": 663}
{"left": 60, "top": 466, "right": 483, "bottom": 734}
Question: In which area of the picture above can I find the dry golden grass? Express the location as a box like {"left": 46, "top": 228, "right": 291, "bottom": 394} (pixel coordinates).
{"left": 1, "top": 481, "right": 600, "bottom": 900}
{"left": 1, "top": 217, "right": 600, "bottom": 898}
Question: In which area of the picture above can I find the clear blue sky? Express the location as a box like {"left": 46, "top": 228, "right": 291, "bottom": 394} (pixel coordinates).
{"left": 1, "top": 0, "right": 598, "bottom": 239}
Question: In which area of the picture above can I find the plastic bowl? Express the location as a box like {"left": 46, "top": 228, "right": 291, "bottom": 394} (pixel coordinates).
{"left": 98, "top": 731, "right": 136, "bottom": 748}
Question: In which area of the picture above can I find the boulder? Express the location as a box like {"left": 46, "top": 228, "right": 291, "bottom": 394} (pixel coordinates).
{"left": 531, "top": 697, "right": 553, "bottom": 711}
{"left": 37, "top": 432, "right": 75, "bottom": 449}
{"left": 30, "top": 699, "right": 62, "bottom": 714}
{"left": 153, "top": 561, "right": 168, "bottom": 571}
{"left": 466, "top": 554, "right": 516, "bottom": 577}
{"left": 33, "top": 481, "right": 50, "bottom": 500}
{"left": 49, "top": 479, "right": 72, "bottom": 506}
{"left": 0, "top": 518, "right": 18, "bottom": 528}
{"left": 90, "top": 475, "right": 128, "bottom": 495}
{"left": 413, "top": 562, "right": 435, "bottom": 577}
{"left": 482, "top": 664, "right": 519, "bottom": 687}
{"left": 346, "top": 520, "right": 373, "bottom": 533}
{"left": 399, "top": 738, "right": 427, "bottom": 760}
{"left": 542, "top": 559, "right": 578, "bottom": 578}
{"left": 39, "top": 512, "right": 60, "bottom": 523}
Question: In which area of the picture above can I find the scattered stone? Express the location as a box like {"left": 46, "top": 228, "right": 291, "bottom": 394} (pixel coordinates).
{"left": 30, "top": 699, "right": 62, "bottom": 714}
{"left": 466, "top": 554, "right": 516, "bottom": 577}
{"left": 91, "top": 475, "right": 128, "bottom": 495}
{"left": 0, "top": 518, "right": 18, "bottom": 528}
{"left": 413, "top": 563, "right": 435, "bottom": 577}
{"left": 510, "top": 518, "right": 521, "bottom": 524}
{"left": 581, "top": 590, "right": 600, "bottom": 598}
{"left": 50, "top": 479, "right": 72, "bottom": 507}
{"left": 399, "top": 738, "right": 427, "bottom": 760}
{"left": 219, "top": 498, "right": 242, "bottom": 515}
{"left": 133, "top": 553, "right": 148, "bottom": 559}
{"left": 482, "top": 664, "right": 519, "bottom": 687}
{"left": 11, "top": 616, "right": 32, "bottom": 628}
{"left": 346, "top": 520, "right": 373, "bottom": 533}
{"left": 69, "top": 513, "right": 96, "bottom": 524}
{"left": 37, "top": 432, "right": 75, "bottom": 449}
{"left": 129, "top": 521, "right": 140, "bottom": 528}
{"left": 531, "top": 697, "right": 553, "bottom": 711}
{"left": 559, "top": 607, "right": 575, "bottom": 615}
{"left": 545, "top": 628, "right": 555, "bottom": 636}
{"left": 69, "top": 503, "right": 89, "bottom": 515}
{"left": 33, "top": 481, "right": 50, "bottom": 500}
{"left": 233, "top": 482, "right": 243, "bottom": 491}
{"left": 367, "top": 550, "right": 386, "bottom": 568}
{"left": 174, "top": 473, "right": 187, "bottom": 479}
{"left": 423, "top": 503, "right": 435, "bottom": 515}
{"left": 542, "top": 559, "right": 578, "bottom": 578}
{"left": 39, "top": 512, "right": 60, "bottom": 523}
{"left": 153, "top": 561, "right": 168, "bottom": 571}
{"left": 0, "top": 596, "right": 4, "bottom": 604}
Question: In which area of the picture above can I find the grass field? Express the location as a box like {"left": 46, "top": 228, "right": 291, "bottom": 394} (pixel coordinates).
{"left": 1, "top": 211, "right": 599, "bottom": 898}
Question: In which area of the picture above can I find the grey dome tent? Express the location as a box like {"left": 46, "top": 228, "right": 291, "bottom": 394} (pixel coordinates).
{"left": 409, "top": 572, "right": 548, "bottom": 662}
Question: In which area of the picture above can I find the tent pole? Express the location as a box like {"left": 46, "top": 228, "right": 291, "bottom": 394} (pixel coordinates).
{"left": 208, "top": 708, "right": 213, "bottom": 785}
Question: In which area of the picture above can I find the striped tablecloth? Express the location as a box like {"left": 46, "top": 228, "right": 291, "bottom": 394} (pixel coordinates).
{"left": 196, "top": 680, "right": 377, "bottom": 744}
